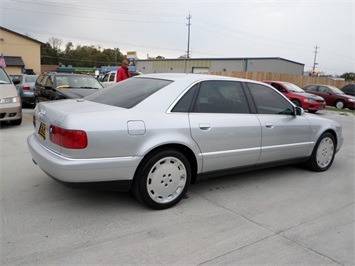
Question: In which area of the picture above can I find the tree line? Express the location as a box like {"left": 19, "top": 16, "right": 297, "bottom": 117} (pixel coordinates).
{"left": 41, "top": 37, "right": 126, "bottom": 67}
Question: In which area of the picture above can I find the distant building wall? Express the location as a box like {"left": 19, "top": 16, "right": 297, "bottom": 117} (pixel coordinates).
{"left": 135, "top": 57, "right": 304, "bottom": 76}
{"left": 0, "top": 27, "right": 44, "bottom": 74}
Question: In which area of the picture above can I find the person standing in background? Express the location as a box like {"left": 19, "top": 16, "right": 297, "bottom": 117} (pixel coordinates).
{"left": 116, "top": 60, "right": 130, "bottom": 82}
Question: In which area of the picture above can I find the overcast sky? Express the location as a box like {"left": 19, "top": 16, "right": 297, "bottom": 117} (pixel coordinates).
{"left": 2, "top": 0, "right": 354, "bottom": 75}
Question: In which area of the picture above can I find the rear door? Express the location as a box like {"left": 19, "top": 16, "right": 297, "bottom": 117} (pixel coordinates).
{"left": 187, "top": 80, "right": 261, "bottom": 172}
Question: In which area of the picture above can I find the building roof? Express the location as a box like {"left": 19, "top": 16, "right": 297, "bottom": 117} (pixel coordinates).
{"left": 0, "top": 26, "right": 45, "bottom": 45}
{"left": 4, "top": 56, "right": 25, "bottom": 67}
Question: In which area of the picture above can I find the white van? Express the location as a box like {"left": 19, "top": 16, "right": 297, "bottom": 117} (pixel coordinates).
{"left": 0, "top": 68, "right": 22, "bottom": 125}
{"left": 100, "top": 70, "right": 142, "bottom": 88}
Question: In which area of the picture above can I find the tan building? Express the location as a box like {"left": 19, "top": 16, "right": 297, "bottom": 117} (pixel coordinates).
{"left": 0, "top": 26, "right": 44, "bottom": 75}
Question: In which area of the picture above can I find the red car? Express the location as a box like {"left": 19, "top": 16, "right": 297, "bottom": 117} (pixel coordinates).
{"left": 303, "top": 84, "right": 355, "bottom": 110}
{"left": 263, "top": 81, "right": 326, "bottom": 113}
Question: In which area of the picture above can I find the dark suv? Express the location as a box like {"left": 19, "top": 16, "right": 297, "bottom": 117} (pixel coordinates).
{"left": 340, "top": 84, "right": 355, "bottom": 96}
{"left": 34, "top": 72, "right": 103, "bottom": 104}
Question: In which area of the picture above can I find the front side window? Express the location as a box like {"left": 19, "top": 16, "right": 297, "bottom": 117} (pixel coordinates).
{"left": 0, "top": 68, "right": 12, "bottom": 84}
{"left": 247, "top": 83, "right": 293, "bottom": 115}
{"left": 85, "top": 77, "right": 172, "bottom": 108}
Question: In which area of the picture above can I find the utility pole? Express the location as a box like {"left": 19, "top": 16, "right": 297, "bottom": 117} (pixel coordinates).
{"left": 186, "top": 13, "right": 192, "bottom": 59}
{"left": 184, "top": 13, "right": 192, "bottom": 73}
{"left": 312, "top": 45, "right": 320, "bottom": 76}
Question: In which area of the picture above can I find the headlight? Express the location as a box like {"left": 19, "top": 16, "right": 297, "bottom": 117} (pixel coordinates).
{"left": 304, "top": 98, "right": 316, "bottom": 102}
{"left": 0, "top": 96, "right": 21, "bottom": 104}
{"left": 347, "top": 98, "right": 355, "bottom": 102}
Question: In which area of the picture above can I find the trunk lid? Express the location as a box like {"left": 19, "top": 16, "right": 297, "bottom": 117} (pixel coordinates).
{"left": 33, "top": 99, "right": 120, "bottom": 154}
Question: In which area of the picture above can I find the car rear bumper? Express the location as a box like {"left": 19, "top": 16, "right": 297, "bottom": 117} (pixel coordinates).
{"left": 21, "top": 92, "right": 35, "bottom": 104}
{"left": 27, "top": 134, "right": 142, "bottom": 185}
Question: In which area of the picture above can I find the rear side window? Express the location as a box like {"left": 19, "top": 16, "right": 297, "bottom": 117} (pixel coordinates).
{"left": 35, "top": 74, "right": 45, "bottom": 86}
{"left": 85, "top": 77, "right": 172, "bottom": 108}
{"left": 304, "top": 85, "right": 318, "bottom": 92}
{"left": 247, "top": 83, "right": 293, "bottom": 115}
{"left": 173, "top": 80, "right": 250, "bottom": 114}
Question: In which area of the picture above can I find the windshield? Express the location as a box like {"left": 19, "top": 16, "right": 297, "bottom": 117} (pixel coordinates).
{"left": 283, "top": 82, "right": 305, "bottom": 93}
{"left": 329, "top": 86, "right": 345, "bottom": 95}
{"left": 55, "top": 75, "right": 102, "bottom": 89}
{"left": 0, "top": 68, "right": 12, "bottom": 84}
{"left": 85, "top": 77, "right": 172, "bottom": 108}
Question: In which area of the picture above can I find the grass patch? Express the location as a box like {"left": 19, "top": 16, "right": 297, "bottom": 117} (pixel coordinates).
{"left": 326, "top": 106, "right": 355, "bottom": 115}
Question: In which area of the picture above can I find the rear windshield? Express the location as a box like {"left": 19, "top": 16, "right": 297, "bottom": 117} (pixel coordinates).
{"left": 85, "top": 77, "right": 172, "bottom": 108}
{"left": 23, "top": 75, "right": 38, "bottom": 83}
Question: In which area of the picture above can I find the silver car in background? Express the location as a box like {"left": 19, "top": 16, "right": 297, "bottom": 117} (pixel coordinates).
{"left": 0, "top": 67, "right": 22, "bottom": 125}
{"left": 16, "top": 74, "right": 39, "bottom": 106}
{"left": 27, "top": 74, "right": 343, "bottom": 209}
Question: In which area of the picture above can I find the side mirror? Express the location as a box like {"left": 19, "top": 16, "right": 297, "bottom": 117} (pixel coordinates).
{"left": 295, "top": 106, "right": 304, "bottom": 116}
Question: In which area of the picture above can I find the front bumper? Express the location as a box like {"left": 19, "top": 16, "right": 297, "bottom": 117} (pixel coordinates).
{"left": 0, "top": 103, "right": 22, "bottom": 121}
{"left": 27, "top": 134, "right": 143, "bottom": 185}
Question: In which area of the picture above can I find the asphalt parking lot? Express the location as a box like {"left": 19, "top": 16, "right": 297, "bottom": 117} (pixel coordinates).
{"left": 1, "top": 107, "right": 354, "bottom": 265}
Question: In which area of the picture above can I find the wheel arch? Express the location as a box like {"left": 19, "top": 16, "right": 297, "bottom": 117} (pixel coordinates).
{"left": 290, "top": 98, "right": 302, "bottom": 106}
{"left": 133, "top": 144, "right": 198, "bottom": 184}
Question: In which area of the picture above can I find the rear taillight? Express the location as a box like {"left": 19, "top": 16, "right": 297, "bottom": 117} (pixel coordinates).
{"left": 22, "top": 84, "right": 30, "bottom": 90}
{"left": 50, "top": 125, "right": 87, "bottom": 149}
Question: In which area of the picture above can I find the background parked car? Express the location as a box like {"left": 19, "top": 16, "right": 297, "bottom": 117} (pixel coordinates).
{"left": 9, "top": 74, "right": 22, "bottom": 81}
{"left": 100, "top": 71, "right": 142, "bottom": 87}
{"left": 34, "top": 72, "right": 103, "bottom": 104}
{"left": 303, "top": 84, "right": 355, "bottom": 109}
{"left": 28, "top": 74, "right": 343, "bottom": 210}
{"left": 0, "top": 68, "right": 22, "bottom": 125}
{"left": 262, "top": 80, "right": 326, "bottom": 113}
{"left": 340, "top": 83, "right": 355, "bottom": 96}
{"left": 16, "top": 74, "right": 39, "bottom": 106}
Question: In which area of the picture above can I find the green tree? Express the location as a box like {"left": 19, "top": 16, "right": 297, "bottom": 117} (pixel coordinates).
{"left": 41, "top": 38, "right": 126, "bottom": 68}
{"left": 340, "top": 72, "right": 355, "bottom": 82}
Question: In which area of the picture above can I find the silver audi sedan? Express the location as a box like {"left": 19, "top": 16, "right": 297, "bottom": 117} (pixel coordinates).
{"left": 27, "top": 74, "right": 343, "bottom": 209}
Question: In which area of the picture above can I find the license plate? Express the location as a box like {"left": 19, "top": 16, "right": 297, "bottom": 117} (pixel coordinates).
{"left": 38, "top": 122, "right": 46, "bottom": 140}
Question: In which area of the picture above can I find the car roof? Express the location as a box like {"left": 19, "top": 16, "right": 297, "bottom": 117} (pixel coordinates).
{"left": 134, "top": 73, "right": 257, "bottom": 83}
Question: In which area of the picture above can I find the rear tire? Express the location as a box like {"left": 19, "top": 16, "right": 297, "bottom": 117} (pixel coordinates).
{"left": 305, "top": 132, "right": 335, "bottom": 172}
{"left": 132, "top": 149, "right": 191, "bottom": 210}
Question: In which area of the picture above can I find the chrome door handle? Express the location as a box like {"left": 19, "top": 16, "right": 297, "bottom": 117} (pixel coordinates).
{"left": 199, "top": 123, "right": 211, "bottom": 130}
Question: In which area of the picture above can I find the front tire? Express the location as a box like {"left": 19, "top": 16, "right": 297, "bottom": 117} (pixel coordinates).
{"left": 291, "top": 99, "right": 301, "bottom": 107}
{"left": 132, "top": 149, "right": 191, "bottom": 210}
{"left": 305, "top": 132, "right": 335, "bottom": 172}
{"left": 335, "top": 100, "right": 345, "bottom": 109}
